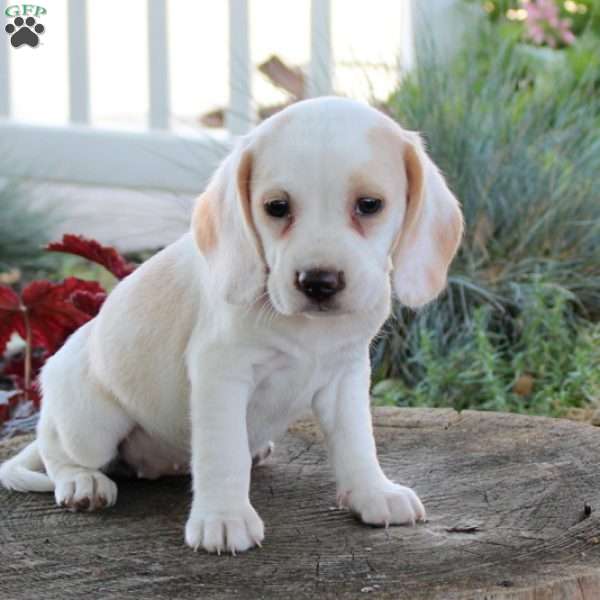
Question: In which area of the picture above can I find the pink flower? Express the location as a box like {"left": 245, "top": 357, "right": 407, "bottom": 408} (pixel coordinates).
{"left": 521, "top": 0, "right": 576, "bottom": 47}
{"left": 528, "top": 23, "right": 545, "bottom": 43}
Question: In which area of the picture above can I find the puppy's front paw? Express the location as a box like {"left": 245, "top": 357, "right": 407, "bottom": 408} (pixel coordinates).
{"left": 339, "top": 480, "right": 426, "bottom": 527}
{"left": 185, "top": 503, "right": 265, "bottom": 555}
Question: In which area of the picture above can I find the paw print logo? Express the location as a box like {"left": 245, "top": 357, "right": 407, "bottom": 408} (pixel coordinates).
{"left": 5, "top": 16, "right": 45, "bottom": 48}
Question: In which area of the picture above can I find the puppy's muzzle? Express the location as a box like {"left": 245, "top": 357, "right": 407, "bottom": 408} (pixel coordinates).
{"left": 295, "top": 269, "right": 346, "bottom": 303}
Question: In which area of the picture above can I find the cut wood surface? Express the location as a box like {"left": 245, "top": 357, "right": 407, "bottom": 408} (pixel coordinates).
{"left": 2, "top": 408, "right": 600, "bottom": 599}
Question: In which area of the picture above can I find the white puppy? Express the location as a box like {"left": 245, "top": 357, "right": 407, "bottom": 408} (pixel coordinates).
{"left": 0, "top": 97, "right": 463, "bottom": 554}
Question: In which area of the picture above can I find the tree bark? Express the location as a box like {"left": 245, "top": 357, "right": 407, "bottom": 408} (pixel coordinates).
{"left": 1, "top": 407, "right": 600, "bottom": 599}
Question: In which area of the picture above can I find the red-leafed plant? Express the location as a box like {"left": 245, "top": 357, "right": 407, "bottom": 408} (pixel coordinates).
{"left": 0, "top": 235, "right": 137, "bottom": 421}
{"left": 46, "top": 234, "right": 136, "bottom": 280}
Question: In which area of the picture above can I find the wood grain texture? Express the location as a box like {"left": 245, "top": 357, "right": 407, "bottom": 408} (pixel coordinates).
{"left": 2, "top": 407, "right": 600, "bottom": 599}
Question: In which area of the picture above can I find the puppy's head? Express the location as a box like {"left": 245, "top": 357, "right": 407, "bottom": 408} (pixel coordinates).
{"left": 193, "top": 97, "right": 463, "bottom": 315}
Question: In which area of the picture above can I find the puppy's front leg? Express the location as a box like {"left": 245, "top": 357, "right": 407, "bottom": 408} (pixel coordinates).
{"left": 185, "top": 373, "right": 264, "bottom": 554}
{"left": 313, "top": 352, "right": 426, "bottom": 527}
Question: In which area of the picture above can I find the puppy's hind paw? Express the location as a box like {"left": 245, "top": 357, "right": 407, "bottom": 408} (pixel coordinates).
{"left": 252, "top": 441, "right": 274, "bottom": 467}
{"left": 185, "top": 503, "right": 265, "bottom": 555}
{"left": 55, "top": 470, "right": 117, "bottom": 511}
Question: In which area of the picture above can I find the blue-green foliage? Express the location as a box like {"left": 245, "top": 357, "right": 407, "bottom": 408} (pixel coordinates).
{"left": 373, "top": 25, "right": 600, "bottom": 416}
{"left": 0, "top": 185, "right": 58, "bottom": 276}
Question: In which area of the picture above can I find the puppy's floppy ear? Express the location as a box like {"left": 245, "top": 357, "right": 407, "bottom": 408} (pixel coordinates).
{"left": 192, "top": 143, "right": 265, "bottom": 305}
{"left": 392, "top": 132, "right": 463, "bottom": 308}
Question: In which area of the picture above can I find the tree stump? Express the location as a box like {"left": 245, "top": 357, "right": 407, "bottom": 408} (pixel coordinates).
{"left": 2, "top": 408, "right": 600, "bottom": 599}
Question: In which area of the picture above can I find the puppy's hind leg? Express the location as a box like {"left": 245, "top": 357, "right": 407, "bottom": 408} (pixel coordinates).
{"left": 38, "top": 341, "right": 134, "bottom": 511}
{"left": 252, "top": 442, "right": 274, "bottom": 467}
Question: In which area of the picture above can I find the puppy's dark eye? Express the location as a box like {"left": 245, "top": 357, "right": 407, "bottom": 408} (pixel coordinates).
{"left": 264, "top": 198, "right": 290, "bottom": 218}
{"left": 355, "top": 197, "right": 383, "bottom": 216}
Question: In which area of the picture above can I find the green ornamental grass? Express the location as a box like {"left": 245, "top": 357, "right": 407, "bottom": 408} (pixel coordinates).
{"left": 373, "top": 26, "right": 600, "bottom": 416}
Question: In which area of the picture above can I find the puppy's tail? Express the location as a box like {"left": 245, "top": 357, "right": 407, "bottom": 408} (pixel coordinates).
{"left": 0, "top": 440, "right": 54, "bottom": 492}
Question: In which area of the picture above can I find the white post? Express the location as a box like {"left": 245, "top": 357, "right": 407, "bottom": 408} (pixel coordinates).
{"left": 308, "top": 0, "right": 332, "bottom": 97}
{"left": 398, "top": 0, "right": 416, "bottom": 74}
{"left": 410, "top": 0, "right": 468, "bottom": 62}
{"left": 226, "top": 0, "right": 252, "bottom": 135}
{"left": 0, "top": 0, "right": 10, "bottom": 116}
{"left": 68, "top": 0, "right": 90, "bottom": 124}
{"left": 147, "top": 0, "right": 170, "bottom": 129}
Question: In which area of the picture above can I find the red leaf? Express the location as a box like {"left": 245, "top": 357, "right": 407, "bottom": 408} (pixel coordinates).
{"left": 0, "top": 285, "right": 23, "bottom": 356}
{"left": 25, "top": 384, "right": 42, "bottom": 409}
{"left": 71, "top": 289, "right": 107, "bottom": 317}
{"left": 4, "top": 387, "right": 41, "bottom": 415}
{"left": 2, "top": 350, "right": 46, "bottom": 391}
{"left": 47, "top": 234, "right": 136, "bottom": 280}
{"left": 0, "top": 401, "right": 8, "bottom": 424}
{"left": 17, "top": 277, "right": 102, "bottom": 354}
{"left": 3, "top": 351, "right": 45, "bottom": 413}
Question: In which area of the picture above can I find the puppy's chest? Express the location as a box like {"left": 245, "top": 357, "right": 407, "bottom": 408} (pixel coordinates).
{"left": 246, "top": 352, "right": 328, "bottom": 449}
{"left": 253, "top": 353, "right": 321, "bottom": 407}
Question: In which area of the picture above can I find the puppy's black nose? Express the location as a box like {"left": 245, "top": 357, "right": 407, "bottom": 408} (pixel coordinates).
{"left": 296, "top": 269, "right": 345, "bottom": 302}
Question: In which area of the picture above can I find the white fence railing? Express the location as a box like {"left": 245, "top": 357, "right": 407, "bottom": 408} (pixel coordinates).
{"left": 0, "top": 0, "right": 457, "bottom": 195}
